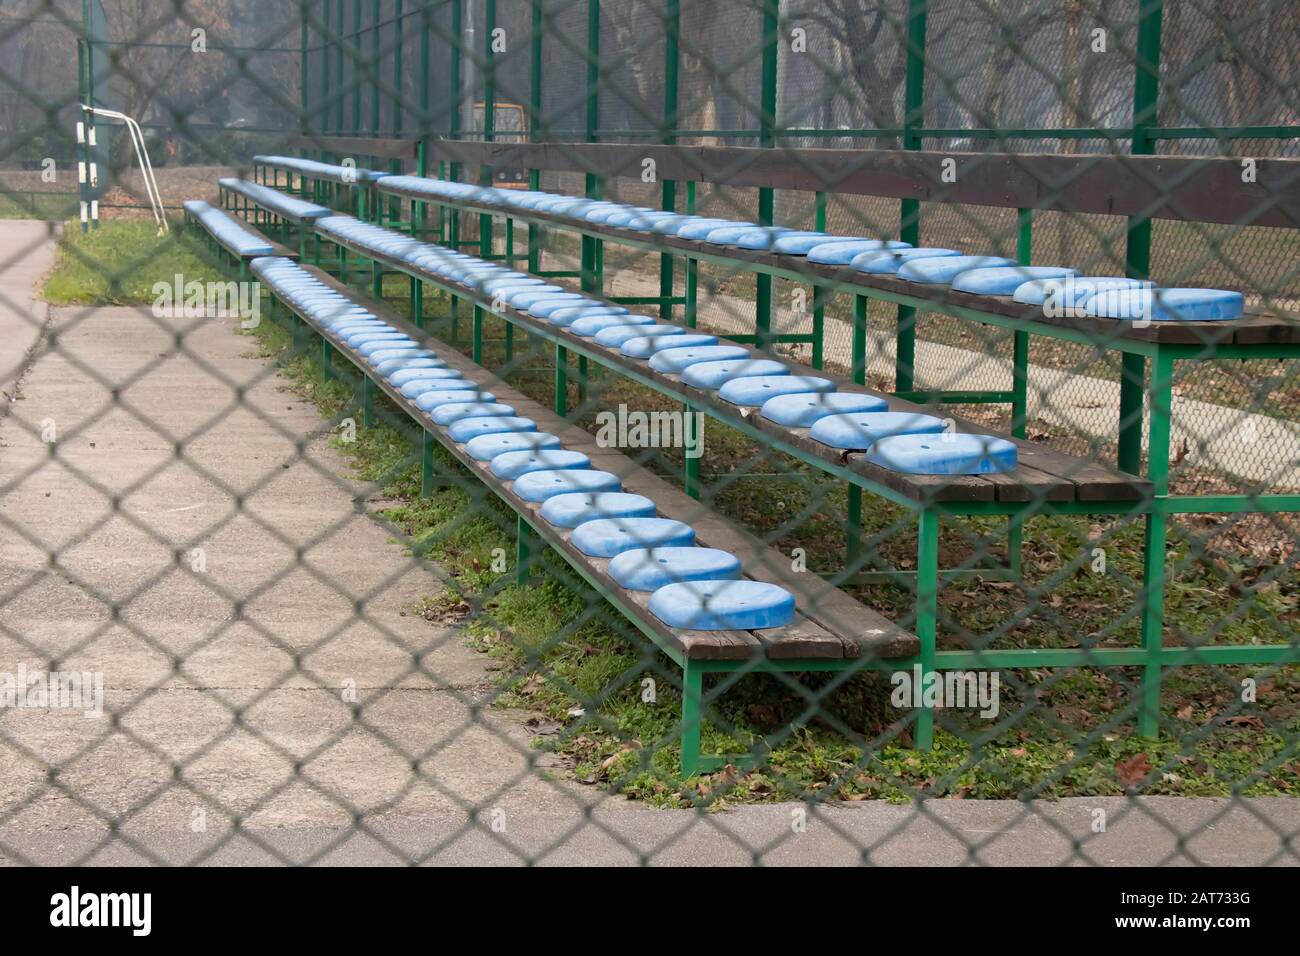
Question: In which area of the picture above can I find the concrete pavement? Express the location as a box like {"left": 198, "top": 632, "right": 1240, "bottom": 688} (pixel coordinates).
{"left": 0, "top": 220, "right": 59, "bottom": 411}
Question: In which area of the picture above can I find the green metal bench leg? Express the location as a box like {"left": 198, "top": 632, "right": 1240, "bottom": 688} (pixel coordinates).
{"left": 472, "top": 305, "right": 484, "bottom": 363}
{"left": 914, "top": 508, "right": 940, "bottom": 750}
{"left": 680, "top": 660, "right": 704, "bottom": 777}
{"left": 371, "top": 256, "right": 382, "bottom": 300}
{"left": 420, "top": 430, "right": 439, "bottom": 496}
{"left": 505, "top": 322, "right": 514, "bottom": 364}
{"left": 361, "top": 374, "right": 375, "bottom": 428}
{"left": 1138, "top": 350, "right": 1175, "bottom": 738}
{"left": 846, "top": 484, "right": 863, "bottom": 569}
{"left": 411, "top": 276, "right": 423, "bottom": 328}
{"left": 684, "top": 402, "right": 701, "bottom": 501}
{"left": 1011, "top": 329, "right": 1030, "bottom": 438}
{"left": 1118, "top": 352, "right": 1147, "bottom": 474}
{"left": 322, "top": 339, "right": 334, "bottom": 383}
{"left": 685, "top": 258, "right": 698, "bottom": 328}
{"left": 555, "top": 344, "right": 568, "bottom": 415}
{"left": 516, "top": 514, "right": 540, "bottom": 586}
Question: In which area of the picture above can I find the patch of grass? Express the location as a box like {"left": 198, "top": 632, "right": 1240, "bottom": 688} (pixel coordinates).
{"left": 42, "top": 219, "right": 220, "bottom": 306}
{"left": 0, "top": 191, "right": 79, "bottom": 220}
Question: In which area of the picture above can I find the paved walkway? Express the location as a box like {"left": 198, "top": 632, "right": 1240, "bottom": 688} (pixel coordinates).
{"left": 0, "top": 220, "right": 58, "bottom": 410}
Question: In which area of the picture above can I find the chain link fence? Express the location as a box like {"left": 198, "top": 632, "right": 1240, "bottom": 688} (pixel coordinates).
{"left": 0, "top": 0, "right": 1297, "bottom": 868}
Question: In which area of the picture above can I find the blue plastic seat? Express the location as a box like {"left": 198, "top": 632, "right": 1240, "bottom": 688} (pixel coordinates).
{"left": 621, "top": 332, "right": 720, "bottom": 359}
{"left": 679, "top": 358, "right": 788, "bottom": 390}
{"left": 759, "top": 391, "right": 888, "bottom": 427}
{"left": 733, "top": 227, "right": 796, "bottom": 250}
{"left": 1012, "top": 276, "right": 1148, "bottom": 309}
{"left": 702, "top": 224, "right": 764, "bottom": 245}
{"left": 675, "top": 219, "right": 752, "bottom": 240}
{"left": 415, "top": 388, "right": 498, "bottom": 412}
{"left": 539, "top": 491, "right": 657, "bottom": 528}
{"left": 607, "top": 547, "right": 742, "bottom": 591}
{"left": 447, "top": 416, "right": 538, "bottom": 442}
{"left": 489, "top": 448, "right": 591, "bottom": 479}
{"left": 648, "top": 579, "right": 795, "bottom": 630}
{"left": 367, "top": 348, "right": 439, "bottom": 366}
{"left": 513, "top": 468, "right": 622, "bottom": 502}
{"left": 400, "top": 378, "right": 479, "bottom": 398}
{"left": 809, "top": 411, "right": 947, "bottom": 449}
{"left": 807, "top": 240, "right": 910, "bottom": 265}
{"left": 526, "top": 295, "right": 589, "bottom": 317}
{"left": 602, "top": 207, "right": 657, "bottom": 227}
{"left": 427, "top": 402, "right": 517, "bottom": 425}
{"left": 375, "top": 356, "right": 445, "bottom": 376}
{"left": 647, "top": 215, "right": 700, "bottom": 234}
{"left": 951, "top": 266, "right": 1079, "bottom": 296}
{"left": 717, "top": 375, "right": 835, "bottom": 406}
{"left": 546, "top": 305, "right": 629, "bottom": 327}
{"left": 570, "top": 313, "right": 655, "bottom": 337}
{"left": 388, "top": 366, "right": 465, "bottom": 387}
{"left": 464, "top": 431, "right": 563, "bottom": 461}
{"left": 771, "top": 232, "right": 853, "bottom": 255}
{"left": 648, "top": 344, "right": 750, "bottom": 373}
{"left": 510, "top": 288, "right": 575, "bottom": 310}
{"left": 1083, "top": 287, "right": 1244, "bottom": 322}
{"left": 897, "top": 255, "right": 1016, "bottom": 284}
{"left": 866, "top": 433, "right": 1018, "bottom": 475}
{"left": 851, "top": 248, "right": 961, "bottom": 274}
{"left": 594, "top": 324, "right": 686, "bottom": 348}
{"left": 570, "top": 517, "right": 695, "bottom": 557}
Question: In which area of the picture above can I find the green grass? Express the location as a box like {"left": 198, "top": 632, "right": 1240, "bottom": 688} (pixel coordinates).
{"left": 245, "top": 279, "right": 1300, "bottom": 808}
{"left": 42, "top": 219, "right": 220, "bottom": 306}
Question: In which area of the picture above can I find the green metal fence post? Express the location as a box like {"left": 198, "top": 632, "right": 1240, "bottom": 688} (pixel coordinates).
{"left": 334, "top": 0, "right": 345, "bottom": 133}
{"left": 914, "top": 508, "right": 940, "bottom": 751}
{"left": 895, "top": 0, "right": 927, "bottom": 393}
{"left": 1139, "top": 350, "right": 1175, "bottom": 738}
{"left": 659, "top": 0, "right": 681, "bottom": 321}
{"left": 811, "top": 191, "right": 826, "bottom": 368}
{"left": 755, "top": 0, "right": 779, "bottom": 350}
{"left": 351, "top": 0, "right": 362, "bottom": 133}
{"left": 480, "top": 0, "right": 497, "bottom": 267}
{"left": 1120, "top": 0, "right": 1164, "bottom": 476}
{"left": 580, "top": 0, "right": 602, "bottom": 298}
{"left": 527, "top": 0, "right": 543, "bottom": 275}
{"left": 448, "top": 0, "right": 463, "bottom": 341}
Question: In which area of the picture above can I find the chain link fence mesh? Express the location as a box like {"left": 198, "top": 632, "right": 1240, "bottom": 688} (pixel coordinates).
{"left": 0, "top": 0, "right": 1298, "bottom": 866}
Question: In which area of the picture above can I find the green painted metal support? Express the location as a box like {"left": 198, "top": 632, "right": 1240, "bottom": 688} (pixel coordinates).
{"left": 914, "top": 508, "right": 940, "bottom": 750}
{"left": 754, "top": 0, "right": 780, "bottom": 350}
{"left": 480, "top": 0, "right": 497, "bottom": 263}
{"left": 659, "top": 0, "right": 681, "bottom": 322}
{"left": 1121, "top": 0, "right": 1164, "bottom": 476}
{"left": 517, "top": 514, "right": 540, "bottom": 586}
{"left": 472, "top": 304, "right": 484, "bottom": 363}
{"left": 895, "top": 0, "right": 928, "bottom": 393}
{"left": 421, "top": 430, "right": 437, "bottom": 496}
{"left": 1138, "top": 350, "right": 1175, "bottom": 737}
{"left": 680, "top": 661, "right": 704, "bottom": 777}
{"left": 361, "top": 373, "right": 375, "bottom": 427}
{"left": 555, "top": 344, "right": 568, "bottom": 415}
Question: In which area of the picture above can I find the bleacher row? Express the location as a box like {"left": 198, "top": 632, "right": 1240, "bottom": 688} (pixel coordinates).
{"left": 375, "top": 175, "right": 1247, "bottom": 323}
{"left": 311, "top": 213, "right": 1022, "bottom": 474}
{"left": 249, "top": 252, "right": 799, "bottom": 631}
{"left": 182, "top": 199, "right": 277, "bottom": 258}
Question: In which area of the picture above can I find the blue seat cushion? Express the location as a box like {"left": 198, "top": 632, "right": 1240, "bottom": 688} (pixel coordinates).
{"left": 866, "top": 433, "right": 1018, "bottom": 475}
{"left": 513, "top": 468, "right": 622, "bottom": 502}
{"left": 489, "top": 448, "right": 591, "bottom": 479}
{"left": 400, "top": 378, "right": 479, "bottom": 398}
{"left": 680, "top": 358, "right": 788, "bottom": 390}
{"left": 951, "top": 266, "right": 1079, "bottom": 296}
{"left": 759, "top": 391, "right": 889, "bottom": 427}
{"left": 509, "top": 288, "right": 574, "bottom": 310}
{"left": 806, "top": 239, "right": 911, "bottom": 264}
{"left": 594, "top": 324, "right": 686, "bottom": 348}
{"left": 770, "top": 232, "right": 845, "bottom": 255}
{"left": 621, "top": 332, "right": 719, "bottom": 359}
{"left": 427, "top": 402, "right": 517, "bottom": 425}
{"left": 809, "top": 411, "right": 947, "bottom": 449}
{"left": 539, "top": 491, "right": 657, "bottom": 528}
{"left": 415, "top": 388, "right": 498, "bottom": 411}
{"left": 733, "top": 227, "right": 796, "bottom": 250}
{"left": 464, "top": 431, "right": 563, "bottom": 461}
{"left": 570, "top": 313, "right": 656, "bottom": 337}
{"left": 648, "top": 579, "right": 795, "bottom": 630}
{"left": 367, "top": 348, "right": 439, "bottom": 366}
{"left": 717, "top": 375, "right": 836, "bottom": 406}
{"left": 546, "top": 305, "right": 629, "bottom": 327}
{"left": 570, "top": 517, "right": 695, "bottom": 557}
{"left": 387, "top": 366, "right": 464, "bottom": 387}
{"left": 702, "top": 224, "right": 765, "bottom": 245}
{"left": 447, "top": 416, "right": 538, "bottom": 442}
{"left": 1012, "top": 276, "right": 1148, "bottom": 308}
{"left": 357, "top": 338, "right": 421, "bottom": 357}
{"left": 676, "top": 219, "right": 753, "bottom": 240}
{"left": 608, "top": 547, "right": 743, "bottom": 591}
{"left": 897, "top": 255, "right": 1017, "bottom": 284}
{"left": 1083, "top": 287, "right": 1244, "bottom": 322}
{"left": 526, "top": 295, "right": 589, "bottom": 317}
{"left": 647, "top": 344, "right": 748, "bottom": 372}
{"left": 375, "top": 356, "right": 445, "bottom": 376}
